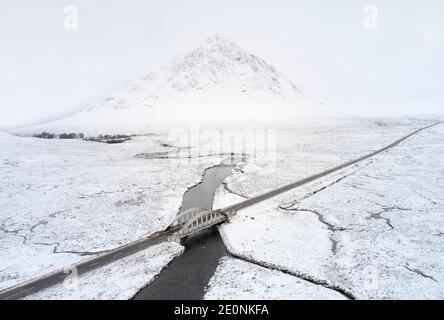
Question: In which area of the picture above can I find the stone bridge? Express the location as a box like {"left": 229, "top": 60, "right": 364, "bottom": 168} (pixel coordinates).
{"left": 169, "top": 207, "right": 235, "bottom": 242}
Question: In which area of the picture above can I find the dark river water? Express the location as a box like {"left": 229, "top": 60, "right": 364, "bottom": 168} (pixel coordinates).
{"left": 179, "top": 164, "right": 234, "bottom": 213}
{"left": 133, "top": 164, "right": 234, "bottom": 300}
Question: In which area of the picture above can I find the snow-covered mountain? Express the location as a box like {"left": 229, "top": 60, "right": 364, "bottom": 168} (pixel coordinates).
{"left": 18, "top": 35, "right": 321, "bottom": 136}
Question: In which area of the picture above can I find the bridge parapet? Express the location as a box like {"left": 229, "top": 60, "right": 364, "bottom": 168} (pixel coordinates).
{"left": 169, "top": 208, "right": 232, "bottom": 243}
{"left": 170, "top": 207, "right": 209, "bottom": 228}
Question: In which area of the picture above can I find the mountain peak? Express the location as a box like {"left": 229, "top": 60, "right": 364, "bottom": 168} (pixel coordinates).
{"left": 18, "top": 35, "right": 318, "bottom": 135}
{"left": 84, "top": 34, "right": 302, "bottom": 113}
{"left": 152, "top": 34, "right": 299, "bottom": 95}
{"left": 204, "top": 33, "right": 235, "bottom": 45}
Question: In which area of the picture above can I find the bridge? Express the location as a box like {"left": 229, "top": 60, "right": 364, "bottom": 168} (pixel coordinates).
{"left": 168, "top": 208, "right": 234, "bottom": 242}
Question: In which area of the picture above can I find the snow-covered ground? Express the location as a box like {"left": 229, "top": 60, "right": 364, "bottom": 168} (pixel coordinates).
{"left": 213, "top": 121, "right": 444, "bottom": 299}
{"left": 0, "top": 132, "right": 224, "bottom": 292}
{"left": 2, "top": 115, "right": 442, "bottom": 299}
{"left": 205, "top": 256, "right": 346, "bottom": 300}
{"left": 25, "top": 242, "right": 183, "bottom": 300}
{"left": 2, "top": 116, "right": 442, "bottom": 299}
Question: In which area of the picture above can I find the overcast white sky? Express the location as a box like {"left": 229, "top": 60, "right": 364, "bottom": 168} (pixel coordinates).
{"left": 0, "top": 0, "right": 443, "bottom": 129}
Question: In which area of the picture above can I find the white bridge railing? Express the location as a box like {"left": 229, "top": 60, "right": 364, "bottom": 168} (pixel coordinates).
{"left": 169, "top": 208, "right": 233, "bottom": 242}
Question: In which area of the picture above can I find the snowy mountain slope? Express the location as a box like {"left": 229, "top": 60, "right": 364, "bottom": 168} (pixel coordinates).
{"left": 17, "top": 35, "right": 321, "bottom": 136}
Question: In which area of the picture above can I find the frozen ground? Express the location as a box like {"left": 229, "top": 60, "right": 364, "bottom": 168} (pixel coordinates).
{"left": 213, "top": 120, "right": 444, "bottom": 299}
{"left": 25, "top": 242, "right": 183, "bottom": 300}
{"left": 1, "top": 116, "right": 442, "bottom": 299}
{"left": 205, "top": 256, "right": 346, "bottom": 300}
{"left": 0, "top": 132, "right": 222, "bottom": 291}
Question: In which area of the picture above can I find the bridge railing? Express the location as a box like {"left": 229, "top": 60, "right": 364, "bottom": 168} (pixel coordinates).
{"left": 170, "top": 209, "right": 231, "bottom": 242}
{"left": 170, "top": 207, "right": 209, "bottom": 228}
